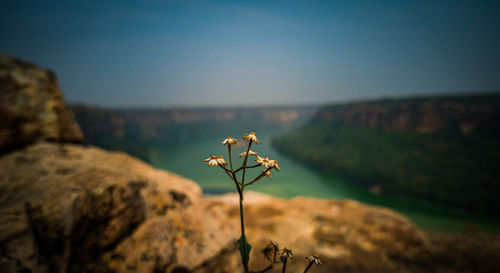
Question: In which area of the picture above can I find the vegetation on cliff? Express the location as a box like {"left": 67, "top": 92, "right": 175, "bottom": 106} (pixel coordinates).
{"left": 273, "top": 94, "right": 500, "bottom": 216}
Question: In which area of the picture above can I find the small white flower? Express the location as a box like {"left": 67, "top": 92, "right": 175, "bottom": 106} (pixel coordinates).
{"left": 306, "top": 254, "right": 321, "bottom": 265}
{"left": 243, "top": 132, "right": 260, "bottom": 144}
{"left": 203, "top": 155, "right": 220, "bottom": 167}
{"left": 217, "top": 156, "right": 227, "bottom": 166}
{"left": 238, "top": 150, "right": 258, "bottom": 158}
{"left": 221, "top": 136, "right": 238, "bottom": 145}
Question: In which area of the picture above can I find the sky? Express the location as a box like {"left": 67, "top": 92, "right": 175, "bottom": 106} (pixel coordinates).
{"left": 1, "top": 0, "right": 499, "bottom": 107}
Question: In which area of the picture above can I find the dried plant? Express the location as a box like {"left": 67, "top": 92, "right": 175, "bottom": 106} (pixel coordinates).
{"left": 203, "top": 132, "right": 321, "bottom": 273}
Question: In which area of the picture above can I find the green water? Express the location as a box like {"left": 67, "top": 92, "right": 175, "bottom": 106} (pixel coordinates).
{"left": 149, "top": 133, "right": 500, "bottom": 233}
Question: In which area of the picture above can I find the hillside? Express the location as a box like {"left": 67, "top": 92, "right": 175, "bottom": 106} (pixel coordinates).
{"left": 273, "top": 94, "right": 500, "bottom": 216}
{"left": 70, "top": 105, "right": 316, "bottom": 162}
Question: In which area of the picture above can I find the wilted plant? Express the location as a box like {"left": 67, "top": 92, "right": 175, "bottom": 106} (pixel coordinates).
{"left": 203, "top": 132, "right": 321, "bottom": 273}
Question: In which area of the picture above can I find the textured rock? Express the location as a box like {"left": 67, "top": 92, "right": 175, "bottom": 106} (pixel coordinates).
{"left": 207, "top": 192, "right": 428, "bottom": 273}
{"left": 0, "top": 143, "right": 239, "bottom": 273}
{"left": 0, "top": 53, "right": 83, "bottom": 153}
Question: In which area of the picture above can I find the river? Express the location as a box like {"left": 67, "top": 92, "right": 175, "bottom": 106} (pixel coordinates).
{"left": 149, "top": 132, "right": 500, "bottom": 232}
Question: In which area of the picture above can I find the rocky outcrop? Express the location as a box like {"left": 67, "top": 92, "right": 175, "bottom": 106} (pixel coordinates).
{"left": 208, "top": 192, "right": 427, "bottom": 273}
{"left": 0, "top": 53, "right": 83, "bottom": 154}
{"left": 0, "top": 143, "right": 240, "bottom": 273}
{"left": 207, "top": 192, "right": 500, "bottom": 273}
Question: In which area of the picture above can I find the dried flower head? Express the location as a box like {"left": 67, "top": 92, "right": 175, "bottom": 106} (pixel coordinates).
{"left": 217, "top": 156, "right": 227, "bottom": 166}
{"left": 256, "top": 155, "right": 267, "bottom": 165}
{"left": 280, "top": 247, "right": 293, "bottom": 259}
{"left": 256, "top": 156, "right": 280, "bottom": 171}
{"left": 221, "top": 136, "right": 238, "bottom": 145}
{"left": 306, "top": 254, "right": 321, "bottom": 265}
{"left": 261, "top": 169, "right": 272, "bottom": 178}
{"left": 238, "top": 150, "right": 258, "bottom": 158}
{"left": 203, "top": 155, "right": 220, "bottom": 167}
{"left": 261, "top": 246, "right": 273, "bottom": 261}
{"left": 243, "top": 131, "right": 260, "bottom": 144}
{"left": 268, "top": 159, "right": 280, "bottom": 171}
{"left": 261, "top": 241, "right": 280, "bottom": 261}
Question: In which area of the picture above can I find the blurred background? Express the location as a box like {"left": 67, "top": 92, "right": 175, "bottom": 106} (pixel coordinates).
{"left": 2, "top": 0, "right": 500, "bottom": 237}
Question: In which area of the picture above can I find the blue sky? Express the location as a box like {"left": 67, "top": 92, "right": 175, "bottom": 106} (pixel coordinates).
{"left": 1, "top": 0, "right": 499, "bottom": 106}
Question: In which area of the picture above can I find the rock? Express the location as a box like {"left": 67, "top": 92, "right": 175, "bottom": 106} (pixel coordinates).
{"left": 0, "top": 53, "right": 83, "bottom": 154}
{"left": 0, "top": 143, "right": 239, "bottom": 273}
{"left": 208, "top": 192, "right": 428, "bottom": 273}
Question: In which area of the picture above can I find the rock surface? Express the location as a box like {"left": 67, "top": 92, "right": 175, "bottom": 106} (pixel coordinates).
{"left": 207, "top": 192, "right": 500, "bottom": 273}
{"left": 0, "top": 53, "right": 83, "bottom": 154}
{"left": 0, "top": 143, "right": 239, "bottom": 273}
{"left": 208, "top": 192, "right": 427, "bottom": 273}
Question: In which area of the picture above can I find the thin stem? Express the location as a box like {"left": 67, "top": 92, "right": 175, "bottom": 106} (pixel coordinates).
{"left": 241, "top": 140, "right": 253, "bottom": 188}
{"left": 228, "top": 144, "right": 234, "bottom": 171}
{"left": 303, "top": 262, "right": 314, "bottom": 273}
{"left": 234, "top": 164, "right": 261, "bottom": 173}
{"left": 223, "top": 169, "right": 234, "bottom": 180}
{"left": 250, "top": 265, "right": 272, "bottom": 273}
{"left": 250, "top": 260, "right": 282, "bottom": 273}
{"left": 239, "top": 193, "right": 249, "bottom": 273}
{"left": 244, "top": 167, "right": 272, "bottom": 187}
{"left": 282, "top": 258, "right": 288, "bottom": 273}
{"left": 220, "top": 165, "right": 242, "bottom": 195}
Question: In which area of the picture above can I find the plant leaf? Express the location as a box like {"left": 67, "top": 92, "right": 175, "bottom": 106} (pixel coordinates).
{"left": 238, "top": 235, "right": 252, "bottom": 272}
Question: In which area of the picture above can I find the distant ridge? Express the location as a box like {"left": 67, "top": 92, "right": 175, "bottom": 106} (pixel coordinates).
{"left": 273, "top": 93, "right": 500, "bottom": 216}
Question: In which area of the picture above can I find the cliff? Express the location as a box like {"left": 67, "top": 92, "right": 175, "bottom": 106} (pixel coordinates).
{"left": 71, "top": 105, "right": 316, "bottom": 143}
{"left": 273, "top": 94, "right": 500, "bottom": 216}
{"left": 311, "top": 95, "right": 500, "bottom": 135}
{"left": 1, "top": 53, "right": 499, "bottom": 273}
{"left": 0, "top": 53, "right": 82, "bottom": 154}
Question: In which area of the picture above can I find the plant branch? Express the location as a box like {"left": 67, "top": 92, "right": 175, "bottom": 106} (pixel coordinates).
{"left": 303, "top": 261, "right": 314, "bottom": 273}
{"left": 220, "top": 165, "right": 242, "bottom": 195}
{"left": 234, "top": 164, "right": 261, "bottom": 173}
{"left": 243, "top": 167, "right": 272, "bottom": 187}
{"left": 282, "top": 258, "right": 288, "bottom": 273}
{"left": 240, "top": 140, "right": 253, "bottom": 188}
{"left": 228, "top": 144, "right": 234, "bottom": 172}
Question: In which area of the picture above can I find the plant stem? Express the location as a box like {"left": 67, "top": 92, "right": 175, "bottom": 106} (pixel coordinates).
{"left": 244, "top": 167, "right": 272, "bottom": 187}
{"left": 303, "top": 262, "right": 314, "bottom": 273}
{"left": 228, "top": 144, "right": 234, "bottom": 171}
{"left": 234, "top": 164, "right": 261, "bottom": 173}
{"left": 241, "top": 140, "right": 253, "bottom": 188}
{"left": 219, "top": 165, "right": 242, "bottom": 195}
{"left": 239, "top": 193, "right": 249, "bottom": 273}
{"left": 282, "top": 258, "right": 288, "bottom": 273}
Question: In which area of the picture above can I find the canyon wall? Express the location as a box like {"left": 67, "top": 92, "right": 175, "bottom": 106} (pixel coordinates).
{"left": 311, "top": 95, "right": 500, "bottom": 135}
